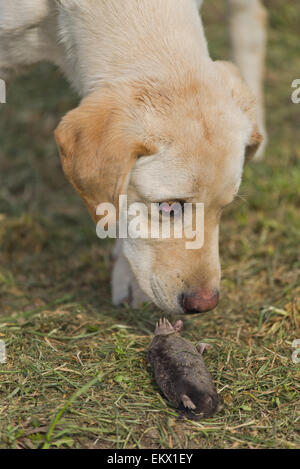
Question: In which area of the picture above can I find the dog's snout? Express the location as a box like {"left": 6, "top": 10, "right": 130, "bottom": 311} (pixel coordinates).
{"left": 180, "top": 289, "right": 219, "bottom": 314}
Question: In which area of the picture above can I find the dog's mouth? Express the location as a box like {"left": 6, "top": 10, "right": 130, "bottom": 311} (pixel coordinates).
{"left": 150, "top": 274, "right": 184, "bottom": 314}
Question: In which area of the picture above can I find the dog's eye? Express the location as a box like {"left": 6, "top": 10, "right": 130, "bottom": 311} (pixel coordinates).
{"left": 157, "top": 200, "right": 185, "bottom": 217}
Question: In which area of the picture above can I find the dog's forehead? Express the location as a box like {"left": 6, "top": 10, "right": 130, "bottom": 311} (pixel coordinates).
{"left": 130, "top": 150, "right": 193, "bottom": 200}
{"left": 130, "top": 127, "right": 245, "bottom": 202}
{"left": 130, "top": 93, "right": 251, "bottom": 201}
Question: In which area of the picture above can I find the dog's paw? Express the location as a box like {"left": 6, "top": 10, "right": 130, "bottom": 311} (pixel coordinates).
{"left": 111, "top": 246, "right": 151, "bottom": 308}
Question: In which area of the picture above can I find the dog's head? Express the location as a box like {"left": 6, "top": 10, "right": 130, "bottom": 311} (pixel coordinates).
{"left": 55, "top": 60, "right": 263, "bottom": 314}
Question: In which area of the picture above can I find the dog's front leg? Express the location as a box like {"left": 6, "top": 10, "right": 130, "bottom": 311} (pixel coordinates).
{"left": 112, "top": 240, "right": 151, "bottom": 308}
{"left": 227, "top": 0, "right": 267, "bottom": 160}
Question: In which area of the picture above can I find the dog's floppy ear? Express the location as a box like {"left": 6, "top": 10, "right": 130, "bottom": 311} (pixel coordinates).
{"left": 55, "top": 85, "right": 150, "bottom": 222}
{"left": 215, "top": 60, "right": 263, "bottom": 162}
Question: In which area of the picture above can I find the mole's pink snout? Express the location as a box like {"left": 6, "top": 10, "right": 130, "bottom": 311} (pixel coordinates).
{"left": 173, "top": 320, "right": 183, "bottom": 332}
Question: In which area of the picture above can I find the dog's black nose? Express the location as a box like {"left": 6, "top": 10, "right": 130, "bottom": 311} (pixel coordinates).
{"left": 180, "top": 289, "right": 219, "bottom": 314}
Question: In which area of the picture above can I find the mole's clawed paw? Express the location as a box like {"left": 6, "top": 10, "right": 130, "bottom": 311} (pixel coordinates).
{"left": 155, "top": 318, "right": 174, "bottom": 336}
{"left": 181, "top": 394, "right": 196, "bottom": 410}
{"left": 196, "top": 342, "right": 212, "bottom": 355}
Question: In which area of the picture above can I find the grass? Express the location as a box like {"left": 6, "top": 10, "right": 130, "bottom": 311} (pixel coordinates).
{"left": 0, "top": 0, "right": 299, "bottom": 449}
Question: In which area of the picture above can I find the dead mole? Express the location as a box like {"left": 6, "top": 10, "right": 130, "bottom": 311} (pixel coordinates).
{"left": 148, "top": 318, "right": 220, "bottom": 420}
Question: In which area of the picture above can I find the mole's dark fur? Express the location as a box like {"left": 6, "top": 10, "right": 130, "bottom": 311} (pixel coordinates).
{"left": 148, "top": 318, "right": 220, "bottom": 420}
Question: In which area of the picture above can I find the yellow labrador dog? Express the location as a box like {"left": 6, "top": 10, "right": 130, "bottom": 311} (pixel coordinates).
{"left": 0, "top": 0, "right": 267, "bottom": 314}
